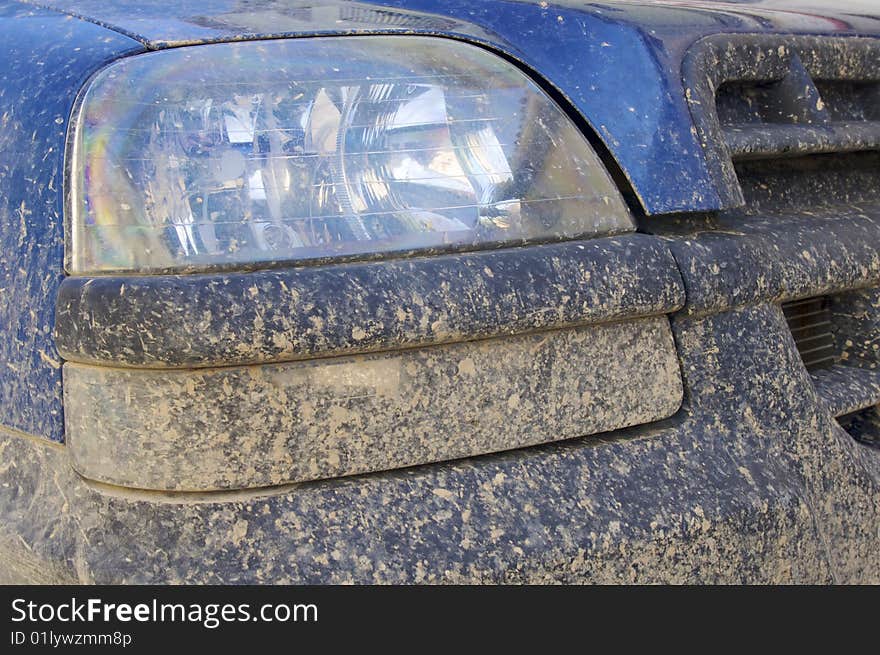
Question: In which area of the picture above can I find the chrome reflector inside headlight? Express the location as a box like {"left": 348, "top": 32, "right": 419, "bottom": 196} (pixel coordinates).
{"left": 68, "top": 36, "right": 632, "bottom": 273}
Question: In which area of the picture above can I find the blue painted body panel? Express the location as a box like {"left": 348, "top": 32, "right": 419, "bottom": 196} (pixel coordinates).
{"left": 0, "top": 3, "right": 144, "bottom": 440}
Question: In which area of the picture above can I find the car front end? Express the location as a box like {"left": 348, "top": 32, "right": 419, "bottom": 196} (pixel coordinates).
{"left": 0, "top": 0, "right": 878, "bottom": 583}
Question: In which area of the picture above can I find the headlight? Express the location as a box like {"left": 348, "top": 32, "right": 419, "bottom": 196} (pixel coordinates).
{"left": 67, "top": 36, "right": 632, "bottom": 273}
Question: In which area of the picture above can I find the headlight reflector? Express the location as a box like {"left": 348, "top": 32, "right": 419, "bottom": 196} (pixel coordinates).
{"left": 68, "top": 36, "right": 632, "bottom": 273}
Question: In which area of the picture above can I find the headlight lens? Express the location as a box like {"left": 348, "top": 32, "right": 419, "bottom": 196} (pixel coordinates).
{"left": 68, "top": 36, "right": 632, "bottom": 273}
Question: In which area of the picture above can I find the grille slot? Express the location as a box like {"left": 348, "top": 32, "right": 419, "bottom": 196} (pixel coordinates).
{"left": 782, "top": 296, "right": 837, "bottom": 371}
{"left": 813, "top": 80, "right": 880, "bottom": 122}
{"left": 838, "top": 406, "right": 880, "bottom": 448}
{"left": 783, "top": 289, "right": 880, "bottom": 419}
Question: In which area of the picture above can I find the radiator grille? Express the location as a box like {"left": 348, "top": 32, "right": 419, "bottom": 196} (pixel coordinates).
{"left": 682, "top": 35, "right": 880, "bottom": 210}
{"left": 782, "top": 296, "right": 837, "bottom": 371}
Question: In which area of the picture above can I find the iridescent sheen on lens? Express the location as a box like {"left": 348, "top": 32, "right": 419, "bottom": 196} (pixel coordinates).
{"left": 69, "top": 36, "right": 632, "bottom": 273}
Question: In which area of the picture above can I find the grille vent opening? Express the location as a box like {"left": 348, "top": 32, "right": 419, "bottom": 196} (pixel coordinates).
{"left": 716, "top": 78, "right": 880, "bottom": 129}
{"left": 735, "top": 151, "right": 880, "bottom": 211}
{"left": 783, "top": 290, "right": 880, "bottom": 441}
{"left": 812, "top": 80, "right": 880, "bottom": 122}
{"left": 837, "top": 406, "right": 880, "bottom": 448}
{"left": 782, "top": 296, "right": 837, "bottom": 371}
{"left": 716, "top": 73, "right": 824, "bottom": 128}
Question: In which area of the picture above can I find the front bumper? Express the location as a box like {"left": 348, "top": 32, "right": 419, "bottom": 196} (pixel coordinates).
{"left": 2, "top": 298, "right": 878, "bottom": 583}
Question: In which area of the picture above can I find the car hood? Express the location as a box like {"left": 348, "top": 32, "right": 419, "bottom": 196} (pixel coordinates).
{"left": 24, "top": 0, "right": 880, "bottom": 213}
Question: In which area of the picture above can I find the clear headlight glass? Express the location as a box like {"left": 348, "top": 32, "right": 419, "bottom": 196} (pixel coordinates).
{"left": 68, "top": 36, "right": 632, "bottom": 273}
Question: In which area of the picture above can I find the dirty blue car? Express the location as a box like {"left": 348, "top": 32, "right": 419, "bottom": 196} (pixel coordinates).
{"left": 0, "top": 0, "right": 878, "bottom": 583}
